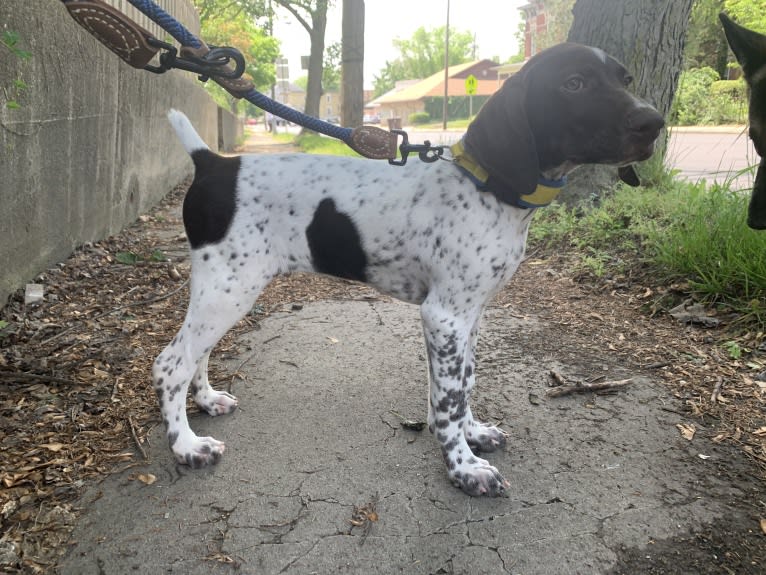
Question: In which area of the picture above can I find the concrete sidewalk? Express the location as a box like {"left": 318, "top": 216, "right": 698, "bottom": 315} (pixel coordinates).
{"left": 59, "top": 298, "right": 751, "bottom": 574}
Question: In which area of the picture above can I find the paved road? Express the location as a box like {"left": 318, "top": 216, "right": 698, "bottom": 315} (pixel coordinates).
{"left": 409, "top": 126, "right": 760, "bottom": 191}
{"left": 59, "top": 300, "right": 756, "bottom": 575}
{"left": 665, "top": 127, "right": 758, "bottom": 190}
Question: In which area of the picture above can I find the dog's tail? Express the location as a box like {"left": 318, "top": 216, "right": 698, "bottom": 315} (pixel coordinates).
{"left": 167, "top": 109, "right": 209, "bottom": 155}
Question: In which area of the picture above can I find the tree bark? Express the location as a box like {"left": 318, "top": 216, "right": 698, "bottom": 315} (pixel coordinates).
{"left": 341, "top": 0, "right": 365, "bottom": 128}
{"left": 562, "top": 0, "right": 694, "bottom": 206}
{"left": 305, "top": 2, "right": 328, "bottom": 124}
{"left": 276, "top": 0, "right": 328, "bottom": 131}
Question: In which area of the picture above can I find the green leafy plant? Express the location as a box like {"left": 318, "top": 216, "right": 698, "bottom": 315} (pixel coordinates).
{"left": 671, "top": 67, "right": 748, "bottom": 125}
{"left": 528, "top": 171, "right": 766, "bottom": 329}
{"left": 1, "top": 30, "right": 32, "bottom": 109}
{"left": 722, "top": 340, "right": 743, "bottom": 359}
{"left": 408, "top": 111, "right": 431, "bottom": 125}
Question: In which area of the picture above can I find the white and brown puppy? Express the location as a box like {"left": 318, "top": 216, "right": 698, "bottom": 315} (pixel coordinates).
{"left": 154, "top": 42, "right": 664, "bottom": 497}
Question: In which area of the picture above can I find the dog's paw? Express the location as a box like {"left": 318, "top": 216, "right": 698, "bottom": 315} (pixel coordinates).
{"left": 450, "top": 460, "right": 510, "bottom": 497}
{"left": 173, "top": 435, "right": 226, "bottom": 468}
{"left": 195, "top": 389, "right": 238, "bottom": 417}
{"left": 465, "top": 422, "right": 508, "bottom": 453}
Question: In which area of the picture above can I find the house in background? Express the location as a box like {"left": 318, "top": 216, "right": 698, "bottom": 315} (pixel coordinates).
{"left": 368, "top": 60, "right": 500, "bottom": 122}
{"left": 274, "top": 81, "right": 306, "bottom": 112}
{"left": 520, "top": 1, "right": 548, "bottom": 58}
{"left": 520, "top": 1, "right": 573, "bottom": 58}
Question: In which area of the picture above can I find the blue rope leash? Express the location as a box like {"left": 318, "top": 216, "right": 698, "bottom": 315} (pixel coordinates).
{"left": 125, "top": 0, "right": 353, "bottom": 143}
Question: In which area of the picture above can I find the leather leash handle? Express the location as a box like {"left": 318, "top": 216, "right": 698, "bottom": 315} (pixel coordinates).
{"left": 347, "top": 126, "right": 400, "bottom": 160}
{"left": 61, "top": 0, "right": 160, "bottom": 69}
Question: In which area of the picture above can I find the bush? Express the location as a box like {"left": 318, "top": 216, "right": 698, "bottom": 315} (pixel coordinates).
{"left": 408, "top": 111, "right": 431, "bottom": 125}
{"left": 671, "top": 67, "right": 720, "bottom": 125}
{"left": 709, "top": 79, "right": 747, "bottom": 124}
{"left": 671, "top": 68, "right": 748, "bottom": 125}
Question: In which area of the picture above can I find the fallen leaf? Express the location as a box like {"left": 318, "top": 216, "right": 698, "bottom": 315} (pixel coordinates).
{"left": 40, "top": 443, "right": 67, "bottom": 452}
{"left": 676, "top": 423, "right": 696, "bottom": 441}
{"left": 760, "top": 518, "right": 766, "bottom": 535}
{"left": 134, "top": 473, "right": 156, "bottom": 485}
{"left": 753, "top": 427, "right": 766, "bottom": 436}
{"left": 698, "top": 453, "right": 711, "bottom": 460}
{"left": 326, "top": 336, "right": 339, "bottom": 344}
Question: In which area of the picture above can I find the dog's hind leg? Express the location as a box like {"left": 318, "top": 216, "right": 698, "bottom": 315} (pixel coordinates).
{"left": 190, "top": 351, "right": 238, "bottom": 416}
{"left": 153, "top": 262, "right": 270, "bottom": 468}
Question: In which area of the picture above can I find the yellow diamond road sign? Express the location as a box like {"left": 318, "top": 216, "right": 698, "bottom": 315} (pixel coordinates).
{"left": 465, "top": 74, "right": 477, "bottom": 95}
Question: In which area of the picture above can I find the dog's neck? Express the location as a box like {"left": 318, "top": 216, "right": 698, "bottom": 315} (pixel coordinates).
{"left": 449, "top": 140, "right": 566, "bottom": 209}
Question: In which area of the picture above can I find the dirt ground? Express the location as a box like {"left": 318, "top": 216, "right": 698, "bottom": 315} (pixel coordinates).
{"left": 0, "top": 137, "right": 764, "bottom": 573}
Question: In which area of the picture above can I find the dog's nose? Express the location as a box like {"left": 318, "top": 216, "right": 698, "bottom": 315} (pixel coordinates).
{"left": 628, "top": 108, "right": 665, "bottom": 138}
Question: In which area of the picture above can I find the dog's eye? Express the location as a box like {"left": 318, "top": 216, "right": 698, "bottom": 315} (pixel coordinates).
{"left": 563, "top": 76, "right": 585, "bottom": 92}
{"left": 623, "top": 74, "right": 634, "bottom": 87}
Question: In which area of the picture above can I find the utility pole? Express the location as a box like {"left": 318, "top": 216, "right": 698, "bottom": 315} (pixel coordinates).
{"left": 442, "top": 0, "right": 450, "bottom": 130}
{"left": 341, "top": 0, "right": 365, "bottom": 128}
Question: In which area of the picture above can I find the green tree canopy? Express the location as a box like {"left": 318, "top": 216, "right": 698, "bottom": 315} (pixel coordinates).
{"left": 191, "top": 0, "right": 279, "bottom": 111}
{"left": 684, "top": 0, "right": 728, "bottom": 74}
{"left": 372, "top": 26, "right": 476, "bottom": 97}
{"left": 725, "top": 0, "right": 766, "bottom": 32}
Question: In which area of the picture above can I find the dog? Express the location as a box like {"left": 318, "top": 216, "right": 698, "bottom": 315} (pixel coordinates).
{"left": 720, "top": 13, "right": 766, "bottom": 230}
{"left": 154, "top": 42, "right": 664, "bottom": 497}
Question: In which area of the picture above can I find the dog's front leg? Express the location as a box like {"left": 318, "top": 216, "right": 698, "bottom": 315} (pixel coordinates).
{"left": 462, "top": 318, "right": 508, "bottom": 453}
{"left": 421, "top": 299, "right": 509, "bottom": 497}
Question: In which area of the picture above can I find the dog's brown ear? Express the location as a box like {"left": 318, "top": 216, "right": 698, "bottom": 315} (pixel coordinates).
{"left": 618, "top": 165, "right": 641, "bottom": 187}
{"left": 463, "top": 73, "right": 539, "bottom": 202}
{"left": 720, "top": 13, "right": 766, "bottom": 79}
{"left": 748, "top": 159, "right": 766, "bottom": 229}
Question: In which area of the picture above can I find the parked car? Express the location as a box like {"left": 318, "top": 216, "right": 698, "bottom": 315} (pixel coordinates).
{"left": 363, "top": 113, "right": 381, "bottom": 124}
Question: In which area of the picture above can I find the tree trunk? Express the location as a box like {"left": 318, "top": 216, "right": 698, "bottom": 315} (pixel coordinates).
{"left": 341, "top": 0, "right": 365, "bottom": 128}
{"left": 304, "top": 1, "right": 328, "bottom": 126}
{"left": 562, "top": 0, "right": 694, "bottom": 206}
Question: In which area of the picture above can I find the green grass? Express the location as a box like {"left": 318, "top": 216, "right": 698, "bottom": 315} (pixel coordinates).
{"left": 529, "top": 167, "right": 766, "bottom": 328}
{"left": 413, "top": 118, "right": 473, "bottom": 130}
{"left": 271, "top": 132, "right": 361, "bottom": 157}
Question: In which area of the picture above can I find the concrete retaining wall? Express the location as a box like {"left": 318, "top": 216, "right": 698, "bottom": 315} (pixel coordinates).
{"left": 0, "top": 0, "right": 242, "bottom": 305}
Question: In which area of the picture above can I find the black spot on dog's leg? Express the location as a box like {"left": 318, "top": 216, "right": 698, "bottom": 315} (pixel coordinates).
{"left": 306, "top": 198, "right": 368, "bottom": 282}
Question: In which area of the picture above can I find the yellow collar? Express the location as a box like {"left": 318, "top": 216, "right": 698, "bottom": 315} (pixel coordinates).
{"left": 449, "top": 140, "right": 565, "bottom": 208}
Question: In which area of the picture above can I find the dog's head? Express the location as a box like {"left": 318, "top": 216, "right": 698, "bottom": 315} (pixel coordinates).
{"left": 720, "top": 13, "right": 766, "bottom": 229}
{"left": 463, "top": 43, "right": 664, "bottom": 204}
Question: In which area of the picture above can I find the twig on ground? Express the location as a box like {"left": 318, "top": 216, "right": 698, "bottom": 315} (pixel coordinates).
{"left": 547, "top": 370, "right": 635, "bottom": 398}
{"left": 711, "top": 376, "right": 725, "bottom": 403}
{"left": 0, "top": 370, "right": 75, "bottom": 386}
{"left": 128, "top": 416, "right": 148, "bottom": 460}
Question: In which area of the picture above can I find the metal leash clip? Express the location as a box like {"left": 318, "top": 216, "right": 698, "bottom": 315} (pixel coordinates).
{"left": 144, "top": 39, "right": 246, "bottom": 81}
{"left": 388, "top": 130, "right": 446, "bottom": 166}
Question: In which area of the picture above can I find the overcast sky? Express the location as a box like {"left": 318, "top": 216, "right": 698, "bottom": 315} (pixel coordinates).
{"left": 272, "top": 0, "right": 526, "bottom": 89}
